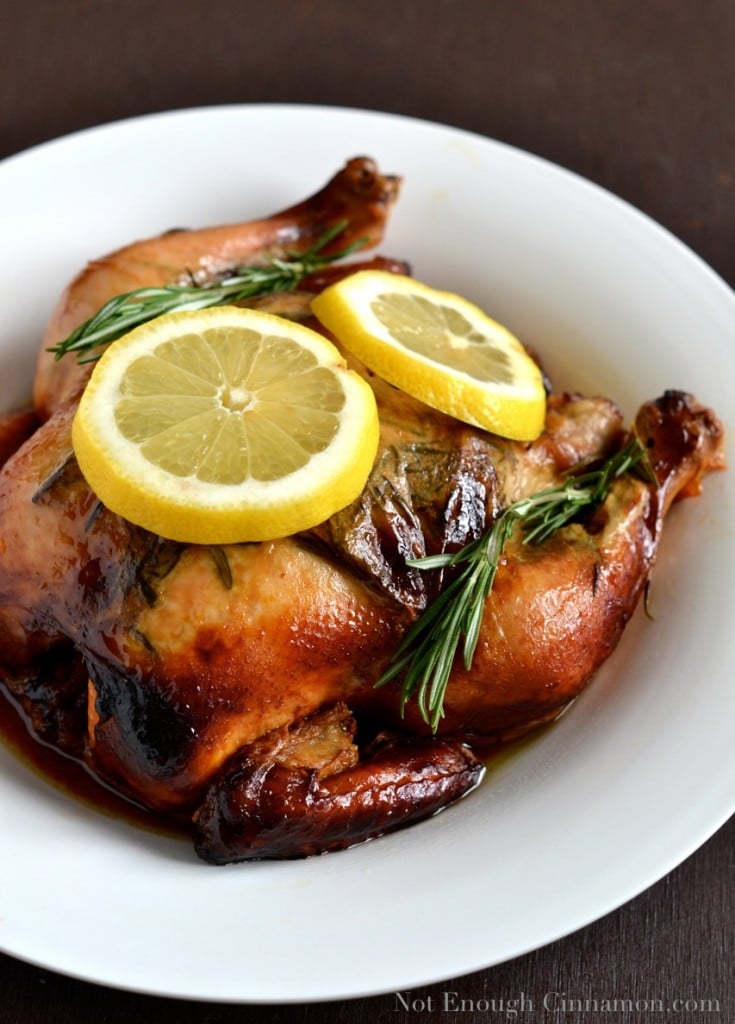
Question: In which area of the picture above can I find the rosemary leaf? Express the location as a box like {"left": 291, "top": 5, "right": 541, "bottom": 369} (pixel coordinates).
{"left": 50, "top": 220, "right": 365, "bottom": 363}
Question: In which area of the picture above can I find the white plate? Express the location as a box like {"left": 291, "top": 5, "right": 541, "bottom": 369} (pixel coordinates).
{"left": 0, "top": 105, "right": 733, "bottom": 1003}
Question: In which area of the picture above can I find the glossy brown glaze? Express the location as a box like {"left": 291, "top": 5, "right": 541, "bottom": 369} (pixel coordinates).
{"left": 0, "top": 409, "right": 38, "bottom": 468}
{"left": 0, "top": 162, "right": 725, "bottom": 863}
{"left": 0, "top": 384, "right": 722, "bottom": 860}
{"left": 0, "top": 684, "right": 187, "bottom": 837}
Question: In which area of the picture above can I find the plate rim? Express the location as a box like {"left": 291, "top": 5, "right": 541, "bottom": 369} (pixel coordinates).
{"left": 0, "top": 102, "right": 733, "bottom": 1003}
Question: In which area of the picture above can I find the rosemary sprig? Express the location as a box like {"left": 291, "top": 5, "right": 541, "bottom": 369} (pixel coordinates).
{"left": 376, "top": 436, "right": 650, "bottom": 731}
{"left": 50, "top": 220, "right": 364, "bottom": 363}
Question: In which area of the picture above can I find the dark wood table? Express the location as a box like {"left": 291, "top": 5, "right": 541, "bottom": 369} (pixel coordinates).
{"left": 1, "top": 2, "right": 732, "bottom": 1020}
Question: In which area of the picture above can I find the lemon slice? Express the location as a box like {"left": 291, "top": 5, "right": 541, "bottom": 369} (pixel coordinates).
{"left": 311, "top": 271, "right": 546, "bottom": 441}
{"left": 71, "top": 307, "right": 379, "bottom": 544}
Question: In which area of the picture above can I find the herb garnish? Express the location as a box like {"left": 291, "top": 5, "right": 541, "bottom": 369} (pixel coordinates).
{"left": 376, "top": 436, "right": 652, "bottom": 731}
{"left": 50, "top": 220, "right": 364, "bottom": 363}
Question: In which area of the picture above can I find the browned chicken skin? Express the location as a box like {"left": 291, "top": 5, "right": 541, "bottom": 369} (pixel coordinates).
{"left": 0, "top": 160, "right": 725, "bottom": 861}
{"left": 193, "top": 703, "right": 483, "bottom": 863}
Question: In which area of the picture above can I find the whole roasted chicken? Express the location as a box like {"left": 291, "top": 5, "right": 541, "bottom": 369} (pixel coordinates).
{"left": 0, "top": 159, "right": 725, "bottom": 862}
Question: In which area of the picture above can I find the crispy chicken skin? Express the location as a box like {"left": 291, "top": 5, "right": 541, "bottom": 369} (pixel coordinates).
{"left": 0, "top": 160, "right": 725, "bottom": 861}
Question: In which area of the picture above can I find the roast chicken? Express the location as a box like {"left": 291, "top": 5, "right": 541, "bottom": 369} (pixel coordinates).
{"left": 0, "top": 158, "right": 725, "bottom": 862}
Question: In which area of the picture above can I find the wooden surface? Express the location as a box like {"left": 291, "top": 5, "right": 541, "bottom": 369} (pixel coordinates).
{"left": 0, "top": 1, "right": 733, "bottom": 1020}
